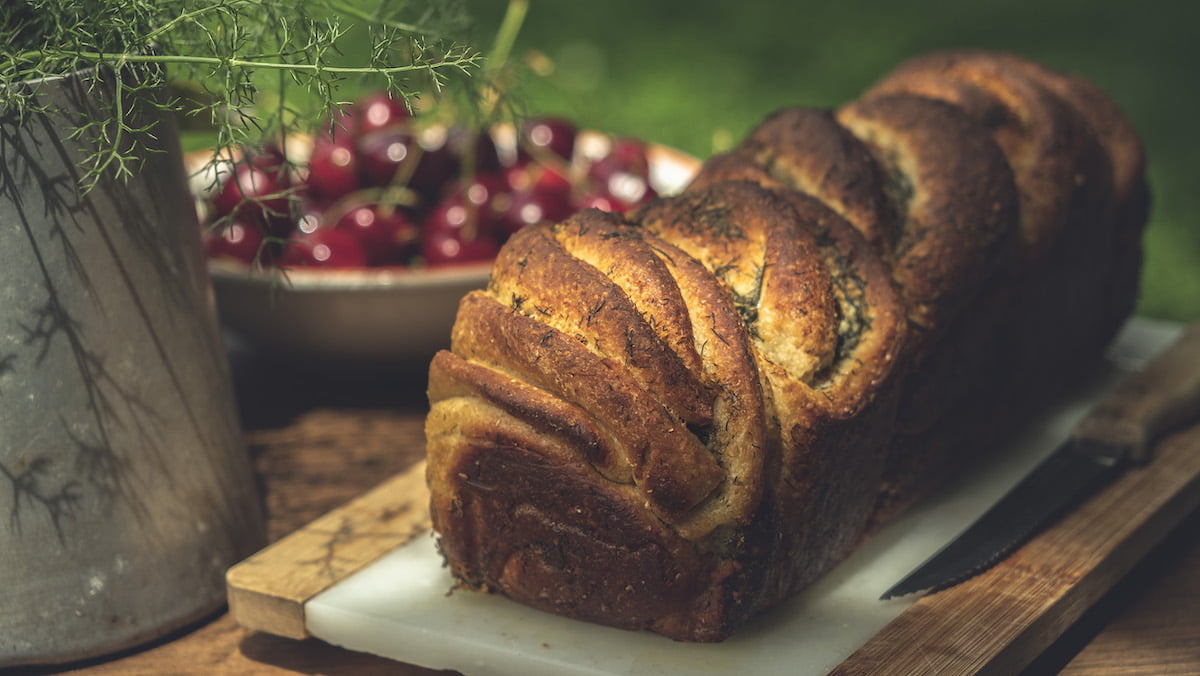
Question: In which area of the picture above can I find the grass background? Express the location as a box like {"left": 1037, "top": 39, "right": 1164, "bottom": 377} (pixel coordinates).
{"left": 456, "top": 0, "right": 1199, "bottom": 322}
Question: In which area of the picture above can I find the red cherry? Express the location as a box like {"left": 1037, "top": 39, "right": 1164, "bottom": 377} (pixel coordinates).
{"left": 505, "top": 161, "right": 572, "bottom": 199}
{"left": 334, "top": 204, "right": 418, "bottom": 266}
{"left": 518, "top": 116, "right": 577, "bottom": 164}
{"left": 574, "top": 192, "right": 621, "bottom": 213}
{"left": 422, "top": 229, "right": 500, "bottom": 267}
{"left": 403, "top": 127, "right": 505, "bottom": 201}
{"left": 408, "top": 129, "right": 460, "bottom": 199}
{"left": 292, "top": 204, "right": 329, "bottom": 235}
{"left": 421, "top": 194, "right": 501, "bottom": 266}
{"left": 204, "top": 217, "right": 266, "bottom": 264}
{"left": 462, "top": 171, "right": 507, "bottom": 203}
{"left": 279, "top": 228, "right": 368, "bottom": 268}
{"left": 424, "top": 193, "right": 497, "bottom": 240}
{"left": 357, "top": 91, "right": 410, "bottom": 134}
{"left": 212, "top": 161, "right": 295, "bottom": 236}
{"left": 445, "top": 126, "right": 502, "bottom": 174}
{"left": 609, "top": 137, "right": 651, "bottom": 173}
{"left": 574, "top": 173, "right": 658, "bottom": 214}
{"left": 455, "top": 171, "right": 511, "bottom": 226}
{"left": 498, "top": 188, "right": 573, "bottom": 239}
{"left": 358, "top": 128, "right": 417, "bottom": 187}
{"left": 587, "top": 137, "right": 651, "bottom": 184}
{"left": 306, "top": 132, "right": 360, "bottom": 200}
{"left": 605, "top": 171, "right": 657, "bottom": 208}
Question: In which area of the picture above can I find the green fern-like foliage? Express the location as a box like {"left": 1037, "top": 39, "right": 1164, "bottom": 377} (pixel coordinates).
{"left": 0, "top": 0, "right": 484, "bottom": 191}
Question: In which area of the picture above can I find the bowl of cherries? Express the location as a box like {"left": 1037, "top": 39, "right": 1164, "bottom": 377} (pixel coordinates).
{"left": 192, "top": 92, "right": 699, "bottom": 365}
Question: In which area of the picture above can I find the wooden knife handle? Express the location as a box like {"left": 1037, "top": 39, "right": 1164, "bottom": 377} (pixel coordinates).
{"left": 1074, "top": 322, "right": 1200, "bottom": 464}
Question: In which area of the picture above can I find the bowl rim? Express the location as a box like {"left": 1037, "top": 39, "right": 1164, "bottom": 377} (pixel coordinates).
{"left": 208, "top": 258, "right": 493, "bottom": 291}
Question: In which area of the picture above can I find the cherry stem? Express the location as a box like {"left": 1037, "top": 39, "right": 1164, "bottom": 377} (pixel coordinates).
{"left": 478, "top": 0, "right": 529, "bottom": 122}
{"left": 485, "top": 0, "right": 530, "bottom": 79}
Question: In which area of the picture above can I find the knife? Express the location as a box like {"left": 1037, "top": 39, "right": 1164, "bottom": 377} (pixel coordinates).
{"left": 880, "top": 322, "right": 1200, "bottom": 600}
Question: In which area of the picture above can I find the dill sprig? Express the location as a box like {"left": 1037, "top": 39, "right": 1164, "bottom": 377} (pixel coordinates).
{"left": 0, "top": 0, "right": 485, "bottom": 192}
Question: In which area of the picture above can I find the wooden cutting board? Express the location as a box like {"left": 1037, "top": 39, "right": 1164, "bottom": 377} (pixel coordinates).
{"left": 225, "top": 318, "right": 1200, "bottom": 675}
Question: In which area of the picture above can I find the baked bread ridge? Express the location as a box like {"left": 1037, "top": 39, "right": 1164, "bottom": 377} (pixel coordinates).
{"left": 424, "top": 50, "right": 1147, "bottom": 642}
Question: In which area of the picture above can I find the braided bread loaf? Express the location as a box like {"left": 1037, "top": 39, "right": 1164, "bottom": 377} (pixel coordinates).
{"left": 424, "top": 50, "right": 1147, "bottom": 642}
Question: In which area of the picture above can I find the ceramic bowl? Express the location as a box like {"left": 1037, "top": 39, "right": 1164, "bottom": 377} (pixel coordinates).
{"left": 196, "top": 133, "right": 700, "bottom": 366}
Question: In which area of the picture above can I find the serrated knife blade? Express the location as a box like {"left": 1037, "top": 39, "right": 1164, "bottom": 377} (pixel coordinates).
{"left": 881, "top": 322, "right": 1200, "bottom": 600}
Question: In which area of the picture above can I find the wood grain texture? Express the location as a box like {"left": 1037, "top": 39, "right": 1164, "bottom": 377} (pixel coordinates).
{"left": 832, "top": 424, "right": 1200, "bottom": 675}
{"left": 41, "top": 612, "right": 443, "bottom": 676}
{"left": 227, "top": 461, "right": 431, "bottom": 639}
{"left": 1056, "top": 506, "right": 1200, "bottom": 675}
{"left": 249, "top": 408, "right": 431, "bottom": 539}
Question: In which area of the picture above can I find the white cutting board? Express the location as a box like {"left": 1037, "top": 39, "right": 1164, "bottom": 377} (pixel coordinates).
{"left": 228, "top": 317, "right": 1193, "bottom": 675}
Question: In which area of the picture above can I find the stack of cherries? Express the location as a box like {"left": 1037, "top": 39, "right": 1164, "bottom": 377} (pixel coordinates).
{"left": 201, "top": 92, "right": 659, "bottom": 269}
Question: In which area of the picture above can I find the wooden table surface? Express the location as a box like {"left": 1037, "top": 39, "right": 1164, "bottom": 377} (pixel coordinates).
{"left": 13, "top": 345, "right": 1200, "bottom": 676}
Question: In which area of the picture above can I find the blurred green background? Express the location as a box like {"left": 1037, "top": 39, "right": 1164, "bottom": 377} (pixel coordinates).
{"left": 457, "top": 0, "right": 1198, "bottom": 322}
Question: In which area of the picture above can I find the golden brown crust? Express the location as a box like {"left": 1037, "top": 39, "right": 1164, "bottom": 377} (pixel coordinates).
{"left": 489, "top": 215, "right": 713, "bottom": 427}
{"left": 449, "top": 290, "right": 723, "bottom": 522}
{"left": 863, "top": 49, "right": 1115, "bottom": 266}
{"left": 545, "top": 211, "right": 772, "bottom": 538}
{"left": 998, "top": 53, "right": 1150, "bottom": 341}
{"left": 425, "top": 397, "right": 712, "bottom": 632}
{"left": 850, "top": 51, "right": 1128, "bottom": 520}
{"left": 424, "top": 50, "right": 1148, "bottom": 642}
{"left": 835, "top": 92, "right": 1020, "bottom": 345}
{"left": 997, "top": 53, "right": 1147, "bottom": 221}
{"left": 637, "top": 182, "right": 842, "bottom": 385}
{"left": 733, "top": 108, "right": 898, "bottom": 254}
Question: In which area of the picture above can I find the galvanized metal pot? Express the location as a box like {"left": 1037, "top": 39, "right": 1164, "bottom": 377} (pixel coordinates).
{"left": 0, "top": 70, "right": 266, "bottom": 666}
